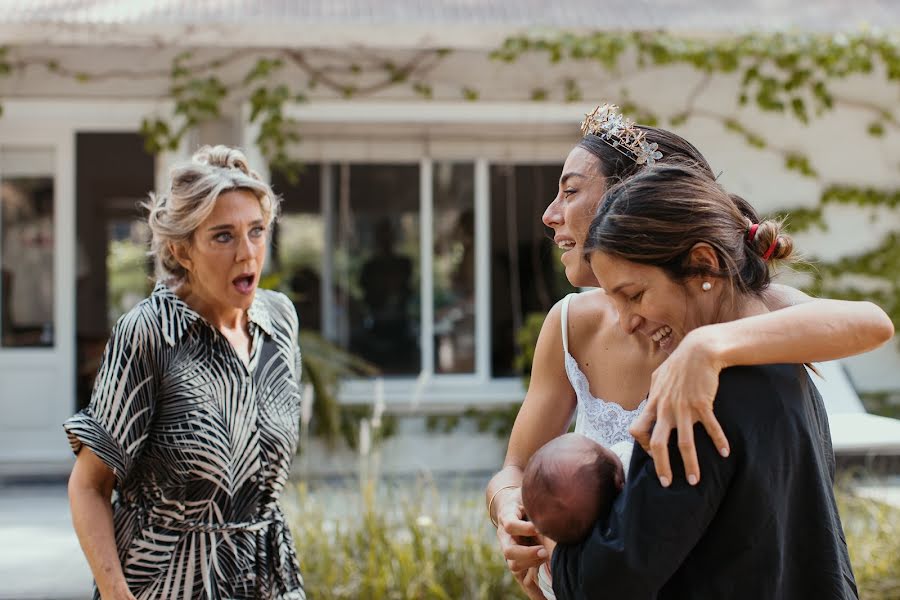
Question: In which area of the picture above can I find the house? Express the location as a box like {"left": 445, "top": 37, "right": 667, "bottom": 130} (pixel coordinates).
{"left": 1, "top": 1, "right": 898, "bottom": 476}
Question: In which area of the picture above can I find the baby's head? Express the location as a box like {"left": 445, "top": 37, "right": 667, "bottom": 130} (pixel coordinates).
{"left": 521, "top": 433, "right": 625, "bottom": 544}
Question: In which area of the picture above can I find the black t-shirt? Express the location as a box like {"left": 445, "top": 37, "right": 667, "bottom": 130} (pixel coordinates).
{"left": 551, "top": 364, "right": 858, "bottom": 600}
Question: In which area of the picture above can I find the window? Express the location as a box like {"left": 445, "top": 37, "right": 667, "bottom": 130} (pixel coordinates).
{"left": 271, "top": 165, "right": 324, "bottom": 334}
{"left": 275, "top": 160, "right": 572, "bottom": 383}
{"left": 490, "top": 164, "right": 574, "bottom": 377}
{"left": 276, "top": 164, "right": 422, "bottom": 375}
{"left": 433, "top": 162, "right": 475, "bottom": 374}
{"left": 0, "top": 148, "right": 55, "bottom": 348}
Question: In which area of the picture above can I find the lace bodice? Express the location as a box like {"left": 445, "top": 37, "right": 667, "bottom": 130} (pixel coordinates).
{"left": 561, "top": 293, "right": 647, "bottom": 448}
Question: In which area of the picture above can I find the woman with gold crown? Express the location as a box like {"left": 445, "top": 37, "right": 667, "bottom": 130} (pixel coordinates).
{"left": 485, "top": 104, "right": 892, "bottom": 599}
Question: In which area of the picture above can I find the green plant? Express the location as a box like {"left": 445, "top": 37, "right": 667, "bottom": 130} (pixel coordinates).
{"left": 2, "top": 30, "right": 896, "bottom": 333}
{"left": 514, "top": 312, "right": 549, "bottom": 390}
{"left": 297, "top": 330, "right": 381, "bottom": 444}
{"left": 287, "top": 480, "right": 524, "bottom": 599}
{"left": 837, "top": 487, "right": 900, "bottom": 599}
{"left": 284, "top": 479, "right": 900, "bottom": 599}
{"left": 424, "top": 405, "right": 522, "bottom": 439}
{"left": 259, "top": 270, "right": 386, "bottom": 445}
{"left": 768, "top": 185, "right": 900, "bottom": 340}
{"left": 492, "top": 30, "right": 900, "bottom": 339}
{"left": 105, "top": 238, "right": 154, "bottom": 326}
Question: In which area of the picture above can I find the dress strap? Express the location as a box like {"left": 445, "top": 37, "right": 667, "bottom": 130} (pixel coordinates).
{"left": 560, "top": 293, "right": 577, "bottom": 354}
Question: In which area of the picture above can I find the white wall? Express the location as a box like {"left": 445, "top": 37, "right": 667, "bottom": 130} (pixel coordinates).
{"left": 2, "top": 43, "right": 898, "bottom": 396}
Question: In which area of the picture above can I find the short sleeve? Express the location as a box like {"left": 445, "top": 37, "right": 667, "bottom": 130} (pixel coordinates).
{"left": 63, "top": 309, "right": 158, "bottom": 486}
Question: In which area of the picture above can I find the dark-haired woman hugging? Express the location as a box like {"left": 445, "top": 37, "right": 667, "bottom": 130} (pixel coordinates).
{"left": 485, "top": 105, "right": 891, "bottom": 599}
{"left": 550, "top": 162, "right": 858, "bottom": 599}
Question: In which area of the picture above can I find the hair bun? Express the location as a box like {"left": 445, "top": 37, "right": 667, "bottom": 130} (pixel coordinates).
{"left": 751, "top": 219, "right": 794, "bottom": 262}
{"left": 192, "top": 145, "right": 256, "bottom": 179}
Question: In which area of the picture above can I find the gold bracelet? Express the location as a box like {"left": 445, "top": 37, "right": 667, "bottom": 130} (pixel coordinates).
{"left": 487, "top": 484, "right": 519, "bottom": 528}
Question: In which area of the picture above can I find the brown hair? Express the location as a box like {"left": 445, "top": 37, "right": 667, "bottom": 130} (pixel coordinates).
{"left": 583, "top": 162, "right": 793, "bottom": 295}
{"left": 521, "top": 434, "right": 623, "bottom": 544}
{"left": 578, "top": 125, "right": 716, "bottom": 186}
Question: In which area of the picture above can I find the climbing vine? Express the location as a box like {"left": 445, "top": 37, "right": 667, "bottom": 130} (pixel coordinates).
{"left": 769, "top": 186, "right": 900, "bottom": 337}
{"left": 134, "top": 48, "right": 452, "bottom": 181}
{"left": 0, "top": 28, "right": 898, "bottom": 422}
{"left": 491, "top": 30, "right": 900, "bottom": 350}
{"left": 492, "top": 30, "right": 898, "bottom": 177}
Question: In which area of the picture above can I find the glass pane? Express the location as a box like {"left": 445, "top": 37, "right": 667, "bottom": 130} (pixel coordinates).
{"left": 107, "top": 220, "right": 152, "bottom": 326}
{"left": 332, "top": 164, "right": 420, "bottom": 375}
{"left": 490, "top": 164, "right": 575, "bottom": 377}
{"left": 1, "top": 148, "right": 55, "bottom": 348}
{"left": 433, "top": 162, "right": 475, "bottom": 374}
{"left": 271, "top": 165, "right": 324, "bottom": 334}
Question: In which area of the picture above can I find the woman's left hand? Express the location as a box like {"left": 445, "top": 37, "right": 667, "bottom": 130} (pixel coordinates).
{"left": 629, "top": 328, "right": 731, "bottom": 487}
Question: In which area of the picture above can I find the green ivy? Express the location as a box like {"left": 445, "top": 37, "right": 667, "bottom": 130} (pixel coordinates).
{"left": 493, "top": 30, "right": 898, "bottom": 121}
{"left": 491, "top": 30, "right": 898, "bottom": 180}
{"left": 425, "top": 405, "right": 522, "bottom": 438}
{"left": 769, "top": 185, "right": 900, "bottom": 338}
{"left": 0, "top": 30, "right": 897, "bottom": 431}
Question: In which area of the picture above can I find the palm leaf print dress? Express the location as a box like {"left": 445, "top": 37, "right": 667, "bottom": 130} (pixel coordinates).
{"left": 64, "top": 283, "right": 306, "bottom": 599}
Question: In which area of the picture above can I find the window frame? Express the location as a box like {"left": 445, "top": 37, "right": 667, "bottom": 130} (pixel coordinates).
{"left": 243, "top": 101, "right": 579, "bottom": 408}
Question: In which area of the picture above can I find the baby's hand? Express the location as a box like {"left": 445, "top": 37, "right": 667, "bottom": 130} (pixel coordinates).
{"left": 519, "top": 567, "right": 548, "bottom": 600}
{"left": 537, "top": 534, "right": 557, "bottom": 561}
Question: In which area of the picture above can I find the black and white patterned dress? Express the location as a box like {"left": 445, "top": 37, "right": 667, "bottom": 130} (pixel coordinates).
{"left": 64, "top": 282, "right": 305, "bottom": 599}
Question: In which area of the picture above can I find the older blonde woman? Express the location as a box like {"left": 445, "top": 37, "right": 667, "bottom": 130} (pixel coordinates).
{"left": 65, "top": 146, "right": 305, "bottom": 600}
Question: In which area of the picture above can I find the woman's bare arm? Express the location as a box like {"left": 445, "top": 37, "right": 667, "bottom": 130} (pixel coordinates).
{"left": 632, "top": 286, "right": 894, "bottom": 487}
{"left": 486, "top": 299, "right": 578, "bottom": 575}
{"left": 68, "top": 448, "right": 136, "bottom": 600}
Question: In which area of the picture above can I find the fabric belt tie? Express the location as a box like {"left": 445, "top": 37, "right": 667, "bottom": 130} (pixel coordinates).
{"left": 119, "top": 499, "right": 304, "bottom": 597}
{"left": 122, "top": 499, "right": 276, "bottom": 533}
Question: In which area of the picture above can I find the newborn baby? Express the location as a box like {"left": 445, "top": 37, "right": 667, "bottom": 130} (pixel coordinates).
{"left": 521, "top": 433, "right": 632, "bottom": 599}
{"left": 522, "top": 433, "right": 629, "bottom": 544}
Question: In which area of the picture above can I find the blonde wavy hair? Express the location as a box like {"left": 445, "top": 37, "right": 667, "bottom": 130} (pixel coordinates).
{"left": 144, "top": 145, "right": 280, "bottom": 285}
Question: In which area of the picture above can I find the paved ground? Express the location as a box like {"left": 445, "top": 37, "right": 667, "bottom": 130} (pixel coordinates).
{"left": 0, "top": 484, "right": 91, "bottom": 600}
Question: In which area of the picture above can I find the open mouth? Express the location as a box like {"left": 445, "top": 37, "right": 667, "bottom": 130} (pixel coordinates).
{"left": 650, "top": 325, "right": 674, "bottom": 351}
{"left": 555, "top": 236, "right": 577, "bottom": 251}
{"left": 232, "top": 273, "right": 256, "bottom": 294}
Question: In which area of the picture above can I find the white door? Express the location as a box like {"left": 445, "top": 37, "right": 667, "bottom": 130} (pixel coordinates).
{"left": 0, "top": 136, "right": 76, "bottom": 472}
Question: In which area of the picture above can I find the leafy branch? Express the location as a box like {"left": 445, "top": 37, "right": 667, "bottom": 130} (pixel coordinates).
{"left": 494, "top": 30, "right": 898, "bottom": 130}
{"left": 492, "top": 30, "right": 899, "bottom": 180}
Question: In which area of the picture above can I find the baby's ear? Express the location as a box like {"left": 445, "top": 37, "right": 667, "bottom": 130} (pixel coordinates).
{"left": 615, "top": 466, "right": 625, "bottom": 492}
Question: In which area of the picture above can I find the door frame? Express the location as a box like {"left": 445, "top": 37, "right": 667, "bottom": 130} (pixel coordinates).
{"left": 0, "top": 99, "right": 185, "bottom": 473}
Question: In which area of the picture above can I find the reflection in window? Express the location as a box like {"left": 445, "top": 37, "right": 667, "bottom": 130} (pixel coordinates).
{"left": 334, "top": 164, "right": 420, "bottom": 375}
{"left": 106, "top": 220, "right": 152, "bottom": 327}
{"left": 1, "top": 150, "right": 55, "bottom": 348}
{"left": 490, "top": 164, "right": 575, "bottom": 377}
{"left": 433, "top": 163, "right": 475, "bottom": 374}
{"left": 272, "top": 165, "right": 324, "bottom": 334}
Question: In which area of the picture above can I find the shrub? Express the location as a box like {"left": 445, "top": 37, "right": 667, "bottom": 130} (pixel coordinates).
{"left": 287, "top": 480, "right": 523, "bottom": 599}
{"left": 838, "top": 487, "right": 900, "bottom": 599}
{"left": 287, "top": 480, "right": 899, "bottom": 599}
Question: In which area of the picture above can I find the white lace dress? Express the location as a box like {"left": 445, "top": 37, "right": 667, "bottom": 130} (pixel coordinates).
{"left": 538, "top": 293, "right": 646, "bottom": 600}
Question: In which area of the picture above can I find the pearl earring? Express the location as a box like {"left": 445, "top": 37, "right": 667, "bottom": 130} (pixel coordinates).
{"left": 702, "top": 281, "right": 712, "bottom": 291}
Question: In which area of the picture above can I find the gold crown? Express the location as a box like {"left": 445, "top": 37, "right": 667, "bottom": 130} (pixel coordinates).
{"left": 580, "top": 103, "right": 663, "bottom": 165}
